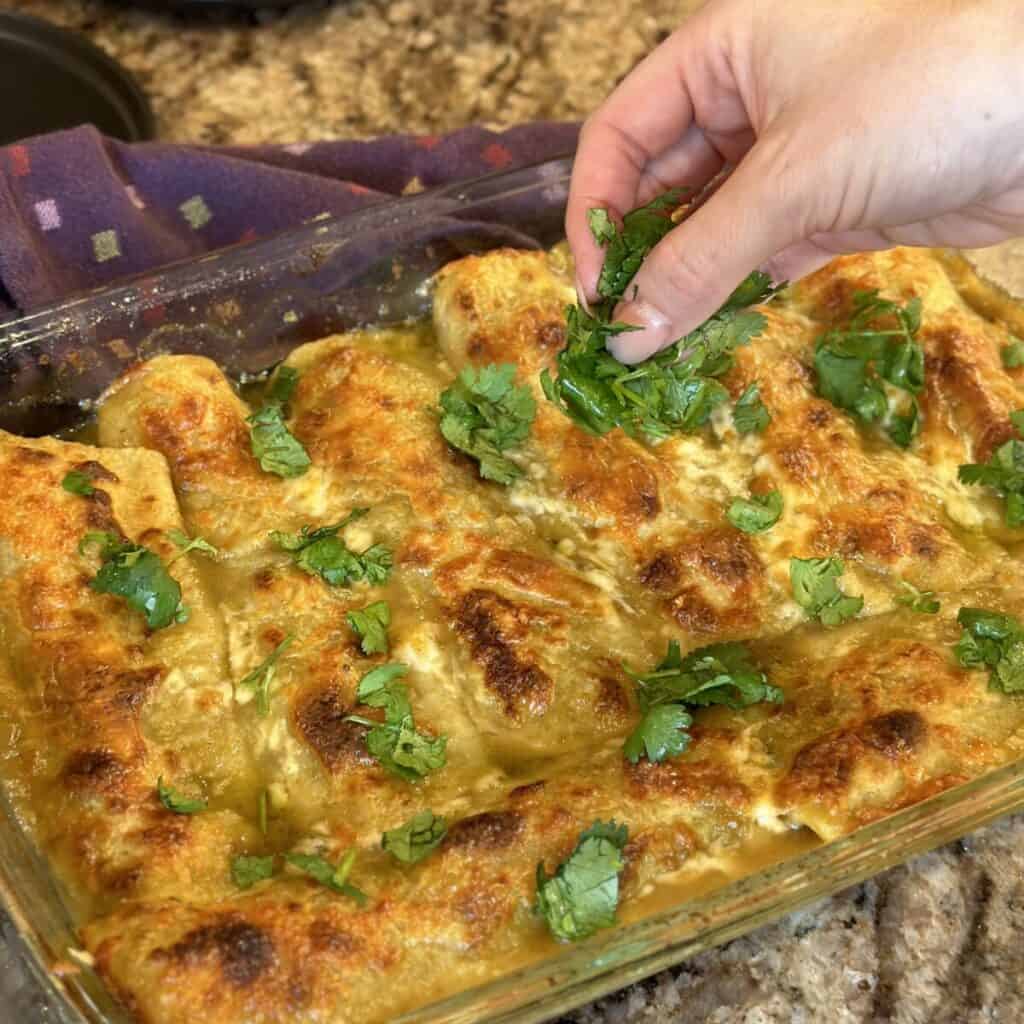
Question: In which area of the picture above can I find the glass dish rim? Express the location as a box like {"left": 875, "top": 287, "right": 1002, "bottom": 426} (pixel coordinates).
{"left": 0, "top": 156, "right": 1021, "bottom": 1024}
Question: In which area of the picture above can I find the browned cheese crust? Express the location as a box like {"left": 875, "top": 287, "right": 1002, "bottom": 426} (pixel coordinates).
{"left": 0, "top": 246, "right": 1021, "bottom": 1022}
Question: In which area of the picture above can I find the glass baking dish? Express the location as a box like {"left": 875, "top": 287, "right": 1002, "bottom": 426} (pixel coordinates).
{"left": 1, "top": 157, "right": 1023, "bottom": 1024}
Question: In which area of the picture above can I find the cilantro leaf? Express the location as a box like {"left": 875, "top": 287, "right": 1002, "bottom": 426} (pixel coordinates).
{"left": 622, "top": 640, "right": 781, "bottom": 764}
{"left": 439, "top": 363, "right": 536, "bottom": 485}
{"left": 727, "top": 489, "right": 783, "bottom": 534}
{"left": 236, "top": 634, "right": 294, "bottom": 716}
{"left": 954, "top": 607, "right": 1024, "bottom": 694}
{"left": 958, "top": 416, "right": 1024, "bottom": 526}
{"left": 346, "top": 664, "right": 447, "bottom": 781}
{"left": 1002, "top": 340, "right": 1024, "bottom": 368}
{"left": 286, "top": 850, "right": 367, "bottom": 906}
{"left": 81, "top": 531, "right": 188, "bottom": 629}
{"left": 267, "top": 365, "right": 300, "bottom": 405}
{"left": 231, "top": 854, "right": 276, "bottom": 890}
{"left": 790, "top": 556, "right": 864, "bottom": 626}
{"left": 347, "top": 600, "right": 391, "bottom": 655}
{"left": 167, "top": 527, "right": 218, "bottom": 563}
{"left": 62, "top": 470, "right": 95, "bottom": 496}
{"left": 543, "top": 192, "right": 783, "bottom": 443}
{"left": 535, "top": 820, "right": 629, "bottom": 942}
{"left": 270, "top": 510, "right": 392, "bottom": 587}
{"left": 590, "top": 191, "right": 683, "bottom": 305}
{"left": 895, "top": 581, "right": 940, "bottom": 614}
{"left": 381, "top": 810, "right": 447, "bottom": 864}
{"left": 814, "top": 290, "right": 925, "bottom": 447}
{"left": 248, "top": 403, "right": 311, "bottom": 478}
{"left": 157, "top": 776, "right": 207, "bottom": 814}
{"left": 623, "top": 704, "right": 692, "bottom": 764}
{"left": 732, "top": 382, "right": 771, "bottom": 434}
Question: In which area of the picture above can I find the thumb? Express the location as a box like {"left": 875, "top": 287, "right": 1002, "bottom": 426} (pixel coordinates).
{"left": 607, "top": 145, "right": 809, "bottom": 363}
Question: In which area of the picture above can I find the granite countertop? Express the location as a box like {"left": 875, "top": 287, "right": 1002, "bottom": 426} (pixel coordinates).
{"left": 5, "top": 1, "right": 1024, "bottom": 1022}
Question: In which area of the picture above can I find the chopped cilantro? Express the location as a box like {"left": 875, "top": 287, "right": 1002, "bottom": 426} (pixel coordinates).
{"left": 167, "top": 527, "right": 218, "bottom": 563}
{"left": 1002, "top": 339, "right": 1024, "bottom": 369}
{"left": 542, "top": 192, "right": 782, "bottom": 442}
{"left": 286, "top": 850, "right": 367, "bottom": 906}
{"left": 381, "top": 810, "right": 447, "bottom": 864}
{"left": 726, "top": 489, "right": 782, "bottom": 534}
{"left": 588, "top": 191, "right": 682, "bottom": 306}
{"left": 439, "top": 363, "right": 536, "bottom": 485}
{"left": 790, "top": 556, "right": 864, "bottom": 626}
{"left": 231, "top": 854, "right": 276, "bottom": 890}
{"left": 267, "top": 365, "right": 300, "bottom": 405}
{"left": 270, "top": 509, "right": 392, "bottom": 587}
{"left": 248, "top": 387, "right": 310, "bottom": 479}
{"left": 236, "top": 634, "right": 294, "bottom": 716}
{"left": 814, "top": 290, "right": 925, "bottom": 448}
{"left": 345, "top": 663, "right": 447, "bottom": 781}
{"left": 732, "top": 382, "right": 771, "bottom": 434}
{"left": 954, "top": 607, "right": 1024, "bottom": 694}
{"left": 895, "top": 581, "right": 940, "bottom": 614}
{"left": 80, "top": 531, "right": 188, "bottom": 629}
{"left": 623, "top": 704, "right": 693, "bottom": 764}
{"left": 958, "top": 412, "right": 1024, "bottom": 526}
{"left": 62, "top": 470, "right": 95, "bottom": 496}
{"left": 156, "top": 776, "right": 207, "bottom": 815}
{"left": 535, "top": 820, "right": 629, "bottom": 942}
{"left": 623, "top": 640, "right": 782, "bottom": 764}
{"left": 347, "top": 601, "right": 391, "bottom": 655}
{"left": 258, "top": 789, "right": 269, "bottom": 835}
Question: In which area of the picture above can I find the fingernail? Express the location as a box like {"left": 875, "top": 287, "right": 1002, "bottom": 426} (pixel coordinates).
{"left": 607, "top": 300, "right": 675, "bottom": 363}
{"left": 574, "top": 274, "right": 593, "bottom": 313}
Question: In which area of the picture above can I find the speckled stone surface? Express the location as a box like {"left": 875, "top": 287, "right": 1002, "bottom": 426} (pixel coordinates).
{"left": 5, "top": 2, "right": 1024, "bottom": 1022}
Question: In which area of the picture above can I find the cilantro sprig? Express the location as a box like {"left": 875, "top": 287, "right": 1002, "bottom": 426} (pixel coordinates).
{"left": 286, "top": 850, "right": 367, "bottom": 906}
{"left": 439, "top": 363, "right": 536, "bottom": 485}
{"left": 623, "top": 640, "right": 782, "bottom": 764}
{"left": 167, "top": 528, "right": 218, "bottom": 563}
{"left": 535, "top": 820, "right": 629, "bottom": 942}
{"left": 248, "top": 366, "right": 310, "bottom": 478}
{"left": 80, "top": 531, "right": 188, "bottom": 629}
{"left": 726, "top": 489, "right": 782, "bottom": 534}
{"left": 813, "top": 290, "right": 925, "bottom": 448}
{"left": 895, "top": 581, "right": 940, "bottom": 614}
{"left": 790, "top": 556, "right": 864, "bottom": 626}
{"left": 958, "top": 410, "right": 1024, "bottom": 526}
{"left": 62, "top": 470, "right": 95, "bottom": 496}
{"left": 236, "top": 634, "right": 294, "bottom": 716}
{"left": 347, "top": 600, "right": 391, "bottom": 655}
{"left": 346, "top": 664, "right": 447, "bottom": 780}
{"left": 541, "top": 192, "right": 782, "bottom": 442}
{"left": 382, "top": 809, "right": 447, "bottom": 864}
{"left": 954, "top": 607, "right": 1024, "bottom": 694}
{"left": 231, "top": 854, "right": 275, "bottom": 890}
{"left": 157, "top": 776, "right": 207, "bottom": 815}
{"left": 271, "top": 509, "right": 392, "bottom": 587}
{"left": 732, "top": 381, "right": 771, "bottom": 435}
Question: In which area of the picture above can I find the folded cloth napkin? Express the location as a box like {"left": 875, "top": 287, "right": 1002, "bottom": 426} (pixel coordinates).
{"left": 0, "top": 121, "right": 579, "bottom": 319}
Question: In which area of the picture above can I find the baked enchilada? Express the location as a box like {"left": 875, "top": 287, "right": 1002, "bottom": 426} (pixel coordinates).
{"left": 1, "top": 199, "right": 1023, "bottom": 1022}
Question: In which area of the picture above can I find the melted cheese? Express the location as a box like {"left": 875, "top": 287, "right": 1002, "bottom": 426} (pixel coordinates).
{"left": 0, "top": 246, "right": 1023, "bottom": 1023}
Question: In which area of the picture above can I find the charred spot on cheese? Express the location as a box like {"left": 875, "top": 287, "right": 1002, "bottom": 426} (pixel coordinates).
{"left": 154, "top": 917, "right": 275, "bottom": 988}
{"left": 294, "top": 687, "right": 374, "bottom": 771}
{"left": 859, "top": 710, "right": 927, "bottom": 759}
{"left": 626, "top": 758, "right": 751, "bottom": 809}
{"left": 72, "top": 460, "right": 119, "bottom": 484}
{"left": 444, "top": 810, "right": 524, "bottom": 852}
{"left": 451, "top": 589, "right": 553, "bottom": 717}
{"left": 61, "top": 749, "right": 127, "bottom": 794}
{"left": 307, "top": 919, "right": 361, "bottom": 955}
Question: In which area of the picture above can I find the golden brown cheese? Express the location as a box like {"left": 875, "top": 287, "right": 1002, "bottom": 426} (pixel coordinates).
{"left": 2, "top": 245, "right": 1024, "bottom": 1024}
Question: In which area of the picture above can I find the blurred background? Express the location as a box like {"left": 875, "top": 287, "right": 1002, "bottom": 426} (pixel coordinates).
{"left": 10, "top": 0, "right": 694, "bottom": 145}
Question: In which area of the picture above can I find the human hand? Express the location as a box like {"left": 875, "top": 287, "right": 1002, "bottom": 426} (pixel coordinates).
{"left": 567, "top": 0, "right": 1024, "bottom": 363}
